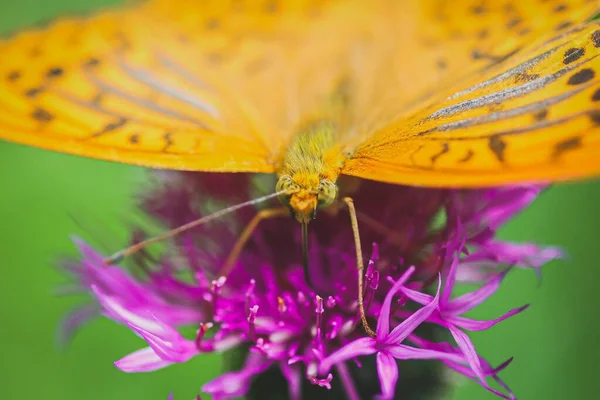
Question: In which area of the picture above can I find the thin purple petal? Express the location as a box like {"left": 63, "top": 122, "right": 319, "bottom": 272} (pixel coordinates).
{"left": 447, "top": 305, "right": 529, "bottom": 331}
{"left": 398, "top": 285, "right": 433, "bottom": 306}
{"left": 441, "top": 236, "right": 464, "bottom": 307}
{"left": 377, "top": 266, "right": 415, "bottom": 338}
{"left": 447, "top": 324, "right": 485, "bottom": 383}
{"left": 280, "top": 362, "right": 302, "bottom": 400}
{"left": 447, "top": 269, "right": 510, "bottom": 315}
{"left": 375, "top": 352, "right": 398, "bottom": 400}
{"left": 386, "top": 344, "right": 466, "bottom": 364}
{"left": 115, "top": 347, "right": 173, "bottom": 372}
{"left": 202, "top": 355, "right": 271, "bottom": 399}
{"left": 384, "top": 275, "right": 441, "bottom": 345}
{"left": 318, "top": 337, "right": 376, "bottom": 375}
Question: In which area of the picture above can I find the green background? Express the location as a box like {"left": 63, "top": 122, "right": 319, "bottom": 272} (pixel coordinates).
{"left": 0, "top": 1, "right": 599, "bottom": 399}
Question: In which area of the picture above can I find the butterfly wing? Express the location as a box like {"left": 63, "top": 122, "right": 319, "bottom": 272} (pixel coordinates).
{"left": 341, "top": 1, "right": 600, "bottom": 187}
{"left": 0, "top": 0, "right": 358, "bottom": 173}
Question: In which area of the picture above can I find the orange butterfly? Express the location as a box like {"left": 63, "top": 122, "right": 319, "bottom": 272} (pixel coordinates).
{"left": 1, "top": 0, "right": 600, "bottom": 335}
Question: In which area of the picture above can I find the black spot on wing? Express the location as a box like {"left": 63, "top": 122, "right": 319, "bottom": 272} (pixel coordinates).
{"left": 91, "top": 118, "right": 128, "bottom": 138}
{"left": 458, "top": 149, "right": 474, "bottom": 163}
{"left": 590, "top": 110, "right": 600, "bottom": 125}
{"left": 6, "top": 70, "right": 21, "bottom": 82}
{"left": 552, "top": 136, "right": 581, "bottom": 161}
{"left": 162, "top": 132, "right": 174, "bottom": 152}
{"left": 533, "top": 109, "right": 549, "bottom": 121}
{"left": 514, "top": 72, "right": 540, "bottom": 83}
{"left": 129, "top": 134, "right": 140, "bottom": 144}
{"left": 24, "top": 87, "right": 44, "bottom": 98}
{"left": 83, "top": 57, "right": 101, "bottom": 68}
{"left": 518, "top": 27, "right": 532, "bottom": 36}
{"left": 430, "top": 143, "right": 449, "bottom": 165}
{"left": 567, "top": 68, "right": 595, "bottom": 85}
{"left": 31, "top": 107, "right": 54, "bottom": 123}
{"left": 555, "top": 21, "right": 573, "bottom": 31}
{"left": 488, "top": 136, "right": 507, "bottom": 163}
{"left": 553, "top": 4, "right": 568, "bottom": 13}
{"left": 471, "top": 4, "right": 487, "bottom": 15}
{"left": 592, "top": 30, "right": 600, "bottom": 48}
{"left": 563, "top": 47, "right": 585, "bottom": 64}
{"left": 591, "top": 88, "right": 600, "bottom": 101}
{"left": 46, "top": 67, "right": 64, "bottom": 78}
{"left": 506, "top": 17, "right": 522, "bottom": 29}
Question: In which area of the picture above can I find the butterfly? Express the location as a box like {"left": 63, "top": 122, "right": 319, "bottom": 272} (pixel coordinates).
{"left": 1, "top": 0, "right": 600, "bottom": 335}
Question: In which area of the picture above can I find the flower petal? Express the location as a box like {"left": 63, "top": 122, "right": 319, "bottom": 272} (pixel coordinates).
{"left": 447, "top": 324, "right": 485, "bottom": 383}
{"left": 280, "top": 362, "right": 302, "bottom": 400}
{"left": 398, "top": 285, "right": 433, "bottom": 306}
{"left": 442, "top": 358, "right": 515, "bottom": 399}
{"left": 318, "top": 337, "right": 376, "bottom": 375}
{"left": 93, "top": 285, "right": 198, "bottom": 364}
{"left": 447, "top": 269, "right": 510, "bottom": 315}
{"left": 386, "top": 344, "right": 466, "bottom": 364}
{"left": 441, "top": 236, "right": 464, "bottom": 307}
{"left": 384, "top": 275, "right": 441, "bottom": 345}
{"left": 56, "top": 305, "right": 98, "bottom": 348}
{"left": 115, "top": 347, "right": 173, "bottom": 372}
{"left": 375, "top": 352, "right": 398, "bottom": 400}
{"left": 377, "top": 266, "right": 415, "bottom": 338}
{"left": 202, "top": 355, "right": 271, "bottom": 399}
{"left": 478, "top": 186, "right": 541, "bottom": 229}
{"left": 447, "top": 305, "right": 529, "bottom": 331}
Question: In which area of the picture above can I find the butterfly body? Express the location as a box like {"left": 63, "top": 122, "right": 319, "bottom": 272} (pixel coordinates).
{"left": 276, "top": 121, "right": 342, "bottom": 223}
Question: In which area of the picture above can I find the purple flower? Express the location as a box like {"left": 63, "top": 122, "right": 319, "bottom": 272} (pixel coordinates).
{"left": 59, "top": 172, "right": 558, "bottom": 399}
{"left": 317, "top": 267, "right": 466, "bottom": 400}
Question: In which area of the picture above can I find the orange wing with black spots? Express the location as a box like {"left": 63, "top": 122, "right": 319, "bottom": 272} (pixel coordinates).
{"left": 0, "top": 0, "right": 355, "bottom": 173}
{"left": 343, "top": 21, "right": 600, "bottom": 187}
{"left": 1, "top": 0, "right": 600, "bottom": 188}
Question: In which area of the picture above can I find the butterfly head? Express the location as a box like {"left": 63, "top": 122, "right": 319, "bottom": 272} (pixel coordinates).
{"left": 276, "top": 174, "right": 338, "bottom": 223}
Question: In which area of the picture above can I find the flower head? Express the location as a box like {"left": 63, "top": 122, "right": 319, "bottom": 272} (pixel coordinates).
{"left": 60, "top": 172, "right": 558, "bottom": 399}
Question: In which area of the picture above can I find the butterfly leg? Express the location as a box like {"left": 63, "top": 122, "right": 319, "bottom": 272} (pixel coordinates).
{"left": 343, "top": 197, "right": 377, "bottom": 338}
{"left": 219, "top": 207, "right": 289, "bottom": 278}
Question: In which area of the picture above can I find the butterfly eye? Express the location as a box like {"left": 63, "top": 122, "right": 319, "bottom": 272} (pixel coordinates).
{"left": 317, "top": 179, "right": 337, "bottom": 209}
{"left": 276, "top": 175, "right": 298, "bottom": 206}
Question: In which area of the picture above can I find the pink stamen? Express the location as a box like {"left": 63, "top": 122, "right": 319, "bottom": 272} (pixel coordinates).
{"left": 277, "top": 296, "right": 287, "bottom": 314}
{"left": 248, "top": 305, "right": 259, "bottom": 340}
{"left": 315, "top": 295, "right": 324, "bottom": 343}
{"left": 194, "top": 322, "right": 214, "bottom": 351}
{"left": 310, "top": 373, "right": 333, "bottom": 389}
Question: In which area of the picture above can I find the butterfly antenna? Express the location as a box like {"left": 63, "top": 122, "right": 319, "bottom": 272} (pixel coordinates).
{"left": 343, "top": 197, "right": 377, "bottom": 338}
{"left": 103, "top": 190, "right": 286, "bottom": 265}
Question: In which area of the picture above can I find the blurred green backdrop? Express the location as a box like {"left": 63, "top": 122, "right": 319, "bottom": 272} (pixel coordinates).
{"left": 1, "top": 1, "right": 599, "bottom": 399}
